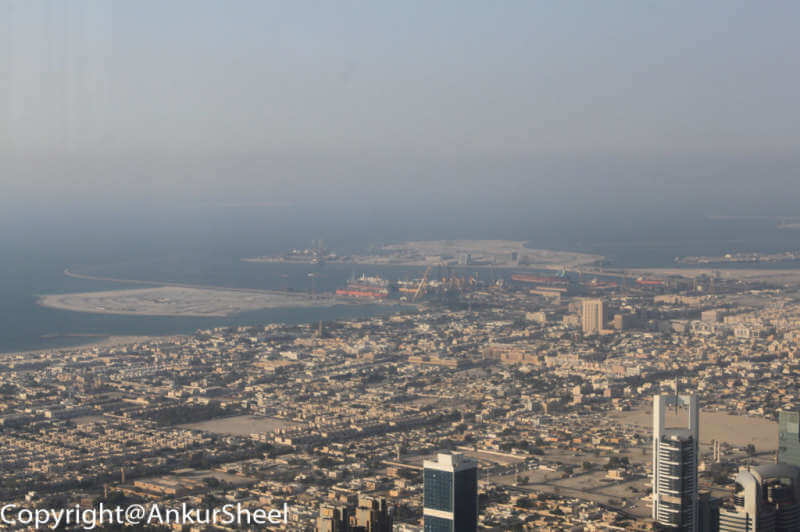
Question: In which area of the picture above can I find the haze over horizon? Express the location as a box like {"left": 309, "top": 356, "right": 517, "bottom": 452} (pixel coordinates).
{"left": 2, "top": 1, "right": 800, "bottom": 243}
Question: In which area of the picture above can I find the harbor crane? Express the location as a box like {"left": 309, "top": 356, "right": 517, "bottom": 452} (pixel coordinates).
{"left": 412, "top": 265, "right": 433, "bottom": 302}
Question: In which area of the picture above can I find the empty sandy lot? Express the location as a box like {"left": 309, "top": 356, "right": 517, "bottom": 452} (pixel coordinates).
{"left": 179, "top": 415, "right": 299, "bottom": 435}
{"left": 612, "top": 407, "right": 777, "bottom": 451}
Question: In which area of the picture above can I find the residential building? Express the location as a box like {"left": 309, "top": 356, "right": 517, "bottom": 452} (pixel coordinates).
{"left": 582, "top": 298, "right": 606, "bottom": 335}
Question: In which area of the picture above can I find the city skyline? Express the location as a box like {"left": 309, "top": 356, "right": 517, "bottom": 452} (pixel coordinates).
{"left": 3, "top": 2, "right": 800, "bottom": 531}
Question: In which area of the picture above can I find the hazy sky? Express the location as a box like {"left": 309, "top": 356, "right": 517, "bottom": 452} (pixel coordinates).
{"left": 2, "top": 1, "right": 800, "bottom": 218}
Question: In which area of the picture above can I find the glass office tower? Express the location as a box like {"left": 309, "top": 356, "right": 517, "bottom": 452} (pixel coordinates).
{"left": 423, "top": 453, "right": 479, "bottom": 532}
{"left": 779, "top": 411, "right": 800, "bottom": 468}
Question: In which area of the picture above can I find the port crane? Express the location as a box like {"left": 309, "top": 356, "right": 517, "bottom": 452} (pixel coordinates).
{"left": 412, "top": 265, "right": 433, "bottom": 302}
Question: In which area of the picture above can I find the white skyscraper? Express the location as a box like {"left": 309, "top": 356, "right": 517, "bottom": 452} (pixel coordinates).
{"left": 581, "top": 298, "right": 605, "bottom": 335}
{"left": 653, "top": 393, "right": 699, "bottom": 532}
{"left": 718, "top": 463, "right": 800, "bottom": 532}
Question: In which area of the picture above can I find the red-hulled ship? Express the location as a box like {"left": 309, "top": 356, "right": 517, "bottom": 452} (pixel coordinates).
{"left": 336, "top": 274, "right": 393, "bottom": 299}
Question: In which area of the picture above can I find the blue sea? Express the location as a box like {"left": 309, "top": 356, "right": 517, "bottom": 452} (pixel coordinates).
{"left": 1, "top": 203, "right": 799, "bottom": 353}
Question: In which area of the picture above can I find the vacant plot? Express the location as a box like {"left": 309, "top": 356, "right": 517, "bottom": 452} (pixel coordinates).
{"left": 613, "top": 407, "right": 777, "bottom": 451}
{"left": 179, "top": 415, "right": 299, "bottom": 435}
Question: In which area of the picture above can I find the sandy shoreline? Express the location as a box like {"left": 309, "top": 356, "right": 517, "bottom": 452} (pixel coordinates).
{"left": 620, "top": 267, "right": 800, "bottom": 285}
{"left": 0, "top": 334, "right": 177, "bottom": 358}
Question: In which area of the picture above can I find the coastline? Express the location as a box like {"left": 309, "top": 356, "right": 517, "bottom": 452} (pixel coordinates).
{"left": 619, "top": 267, "right": 800, "bottom": 285}
{"left": 0, "top": 334, "right": 179, "bottom": 358}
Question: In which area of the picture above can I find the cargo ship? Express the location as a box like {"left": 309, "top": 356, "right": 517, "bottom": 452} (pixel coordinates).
{"left": 635, "top": 277, "right": 665, "bottom": 286}
{"left": 336, "top": 274, "right": 394, "bottom": 299}
{"left": 587, "top": 277, "right": 617, "bottom": 290}
{"left": 396, "top": 280, "right": 420, "bottom": 295}
{"left": 511, "top": 273, "right": 571, "bottom": 291}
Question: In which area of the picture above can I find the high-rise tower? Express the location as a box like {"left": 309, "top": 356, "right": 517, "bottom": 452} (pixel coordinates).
{"left": 316, "top": 504, "right": 351, "bottom": 532}
{"left": 423, "top": 453, "right": 479, "bottom": 532}
{"left": 779, "top": 410, "right": 800, "bottom": 468}
{"left": 581, "top": 298, "right": 606, "bottom": 335}
{"left": 718, "top": 464, "right": 800, "bottom": 531}
{"left": 653, "top": 393, "right": 699, "bottom": 532}
{"left": 354, "top": 495, "right": 392, "bottom": 532}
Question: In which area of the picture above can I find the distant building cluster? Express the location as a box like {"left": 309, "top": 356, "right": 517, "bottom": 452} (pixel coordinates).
{"left": 0, "top": 262, "right": 799, "bottom": 529}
